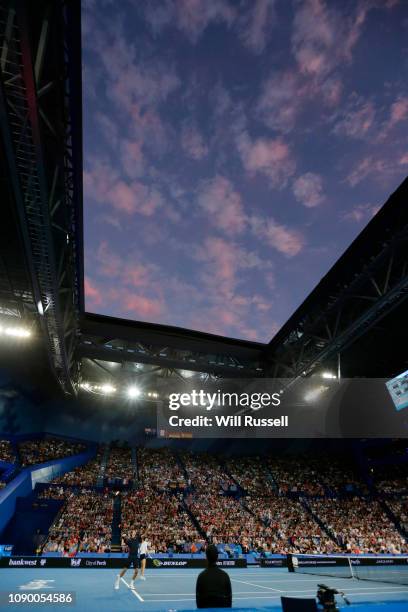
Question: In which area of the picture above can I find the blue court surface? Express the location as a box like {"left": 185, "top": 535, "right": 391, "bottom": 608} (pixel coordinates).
{"left": 0, "top": 568, "right": 408, "bottom": 612}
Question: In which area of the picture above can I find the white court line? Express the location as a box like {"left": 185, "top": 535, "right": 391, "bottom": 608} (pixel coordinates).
{"left": 231, "top": 578, "right": 283, "bottom": 592}
{"left": 141, "top": 596, "right": 282, "bottom": 602}
{"left": 143, "top": 591, "right": 278, "bottom": 596}
{"left": 280, "top": 587, "right": 408, "bottom": 594}
{"left": 120, "top": 577, "right": 144, "bottom": 602}
{"left": 134, "top": 591, "right": 408, "bottom": 604}
{"left": 340, "top": 589, "right": 408, "bottom": 597}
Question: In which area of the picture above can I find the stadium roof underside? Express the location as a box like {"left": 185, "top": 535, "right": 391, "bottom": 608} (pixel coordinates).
{"left": 0, "top": 0, "right": 407, "bottom": 398}
{"left": 0, "top": 0, "right": 83, "bottom": 395}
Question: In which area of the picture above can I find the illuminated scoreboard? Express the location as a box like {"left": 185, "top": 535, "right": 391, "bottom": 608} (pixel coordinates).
{"left": 0, "top": 545, "right": 13, "bottom": 557}
{"left": 386, "top": 370, "right": 408, "bottom": 411}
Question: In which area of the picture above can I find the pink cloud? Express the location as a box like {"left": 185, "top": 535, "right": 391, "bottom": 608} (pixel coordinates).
{"left": 333, "top": 97, "right": 375, "bottom": 139}
{"left": 400, "top": 153, "right": 408, "bottom": 165}
{"left": 252, "top": 295, "right": 271, "bottom": 312}
{"left": 291, "top": 0, "right": 368, "bottom": 79}
{"left": 257, "top": 69, "right": 342, "bottom": 134}
{"left": 198, "top": 176, "right": 246, "bottom": 235}
{"left": 239, "top": 327, "right": 261, "bottom": 341}
{"left": 375, "top": 96, "right": 408, "bottom": 143}
{"left": 198, "top": 236, "right": 238, "bottom": 293}
{"left": 124, "top": 264, "right": 156, "bottom": 289}
{"left": 389, "top": 97, "right": 408, "bottom": 126}
{"left": 195, "top": 236, "right": 271, "bottom": 300}
{"left": 144, "top": 0, "right": 236, "bottom": 43}
{"left": 96, "top": 242, "right": 122, "bottom": 278}
{"left": 257, "top": 71, "right": 309, "bottom": 133}
{"left": 94, "top": 29, "right": 180, "bottom": 113}
{"left": 181, "top": 122, "right": 209, "bottom": 160}
{"left": 95, "top": 112, "right": 119, "bottom": 147}
{"left": 341, "top": 203, "right": 380, "bottom": 223}
{"left": 129, "top": 105, "right": 169, "bottom": 154}
{"left": 97, "top": 242, "right": 160, "bottom": 290}
{"left": 109, "top": 181, "right": 137, "bottom": 215}
{"left": 345, "top": 155, "right": 402, "bottom": 187}
{"left": 346, "top": 157, "right": 379, "bottom": 187}
{"left": 237, "top": 132, "right": 295, "bottom": 188}
{"left": 291, "top": 0, "right": 398, "bottom": 87}
{"left": 292, "top": 173, "right": 325, "bottom": 208}
{"left": 84, "top": 277, "right": 103, "bottom": 307}
{"left": 378, "top": 96, "right": 408, "bottom": 141}
{"left": 85, "top": 159, "right": 163, "bottom": 218}
{"left": 177, "top": 0, "right": 236, "bottom": 42}
{"left": 320, "top": 77, "right": 343, "bottom": 106}
{"left": 83, "top": 158, "right": 118, "bottom": 204}
{"left": 84, "top": 19, "right": 180, "bottom": 116}
{"left": 120, "top": 139, "right": 144, "bottom": 179}
{"left": 239, "top": 0, "right": 276, "bottom": 54}
{"left": 121, "top": 293, "right": 164, "bottom": 318}
{"left": 251, "top": 216, "right": 304, "bottom": 257}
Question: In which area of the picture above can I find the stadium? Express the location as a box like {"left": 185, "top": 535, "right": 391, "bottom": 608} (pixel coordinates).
{"left": 0, "top": 1, "right": 407, "bottom": 611}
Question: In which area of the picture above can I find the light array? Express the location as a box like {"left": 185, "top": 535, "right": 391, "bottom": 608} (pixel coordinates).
{"left": 321, "top": 371, "right": 337, "bottom": 379}
{"left": 80, "top": 382, "right": 159, "bottom": 399}
{"left": 304, "top": 385, "right": 329, "bottom": 403}
{"left": 0, "top": 325, "right": 31, "bottom": 338}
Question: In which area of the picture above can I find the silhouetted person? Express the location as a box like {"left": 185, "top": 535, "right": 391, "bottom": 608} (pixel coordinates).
{"left": 33, "top": 529, "right": 44, "bottom": 556}
{"left": 196, "top": 545, "right": 232, "bottom": 608}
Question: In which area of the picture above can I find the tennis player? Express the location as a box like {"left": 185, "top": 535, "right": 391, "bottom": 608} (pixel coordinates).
{"left": 114, "top": 530, "right": 140, "bottom": 590}
{"left": 139, "top": 534, "right": 149, "bottom": 580}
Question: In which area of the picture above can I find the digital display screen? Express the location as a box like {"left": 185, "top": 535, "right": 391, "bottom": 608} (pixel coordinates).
{"left": 386, "top": 370, "right": 408, "bottom": 411}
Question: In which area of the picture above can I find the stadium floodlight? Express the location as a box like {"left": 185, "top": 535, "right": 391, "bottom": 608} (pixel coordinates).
{"left": 304, "top": 385, "right": 328, "bottom": 402}
{"left": 321, "top": 371, "right": 337, "bottom": 379}
{"left": 1, "top": 326, "right": 31, "bottom": 338}
{"left": 80, "top": 382, "right": 91, "bottom": 391}
{"left": 127, "top": 386, "right": 141, "bottom": 399}
{"left": 180, "top": 369, "right": 195, "bottom": 378}
{"left": 100, "top": 383, "right": 116, "bottom": 394}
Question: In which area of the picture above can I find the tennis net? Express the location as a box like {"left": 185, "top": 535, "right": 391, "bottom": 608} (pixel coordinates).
{"left": 288, "top": 554, "right": 408, "bottom": 585}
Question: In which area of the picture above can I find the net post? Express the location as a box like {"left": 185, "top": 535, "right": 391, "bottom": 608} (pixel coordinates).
{"left": 287, "top": 553, "right": 295, "bottom": 573}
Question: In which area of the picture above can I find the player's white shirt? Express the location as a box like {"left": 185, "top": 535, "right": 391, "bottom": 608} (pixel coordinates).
{"left": 139, "top": 540, "right": 149, "bottom": 555}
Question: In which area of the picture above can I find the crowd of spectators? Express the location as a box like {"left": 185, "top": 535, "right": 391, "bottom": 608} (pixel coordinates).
{"left": 138, "top": 448, "right": 186, "bottom": 491}
{"left": 29, "top": 445, "right": 408, "bottom": 556}
{"left": 226, "top": 456, "right": 274, "bottom": 496}
{"left": 105, "top": 446, "right": 134, "bottom": 484}
{"left": 317, "top": 456, "right": 367, "bottom": 495}
{"left": 268, "top": 456, "right": 326, "bottom": 496}
{"left": 180, "top": 451, "right": 234, "bottom": 493}
{"left": 186, "top": 491, "right": 339, "bottom": 554}
{"left": 0, "top": 439, "right": 15, "bottom": 463}
{"left": 268, "top": 455, "right": 366, "bottom": 496}
{"left": 121, "top": 489, "right": 201, "bottom": 553}
{"left": 41, "top": 488, "right": 113, "bottom": 554}
{"left": 386, "top": 496, "right": 408, "bottom": 532}
{"left": 244, "top": 495, "right": 339, "bottom": 554}
{"left": 308, "top": 497, "right": 407, "bottom": 554}
{"left": 52, "top": 447, "right": 105, "bottom": 487}
{"left": 19, "top": 437, "right": 85, "bottom": 467}
{"left": 373, "top": 463, "right": 408, "bottom": 494}
{"left": 187, "top": 493, "right": 260, "bottom": 549}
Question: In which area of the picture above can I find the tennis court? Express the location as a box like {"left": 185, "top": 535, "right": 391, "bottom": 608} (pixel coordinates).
{"left": 1, "top": 566, "right": 408, "bottom": 611}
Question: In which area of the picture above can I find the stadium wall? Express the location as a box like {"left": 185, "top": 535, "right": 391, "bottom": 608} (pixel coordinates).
{"left": 0, "top": 448, "right": 95, "bottom": 534}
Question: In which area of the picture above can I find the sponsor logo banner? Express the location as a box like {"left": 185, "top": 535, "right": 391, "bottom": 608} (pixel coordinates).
{"left": 1, "top": 556, "right": 247, "bottom": 569}
{"left": 260, "top": 558, "right": 286, "bottom": 567}
{"left": 147, "top": 558, "right": 246, "bottom": 569}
